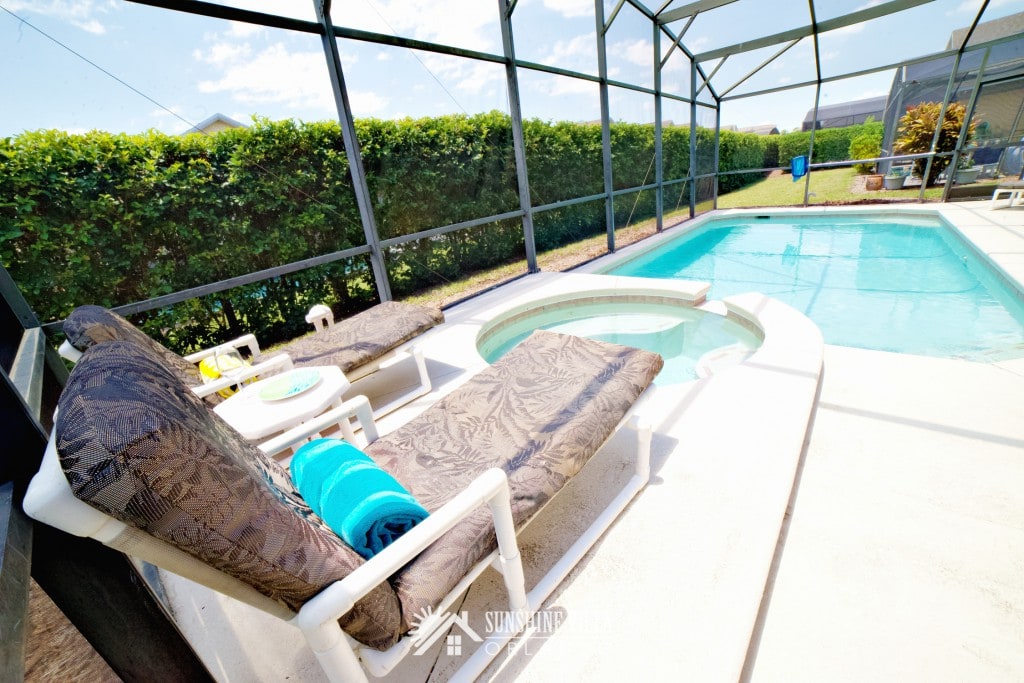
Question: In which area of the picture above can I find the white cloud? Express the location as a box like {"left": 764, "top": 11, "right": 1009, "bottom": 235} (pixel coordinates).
{"left": 197, "top": 42, "right": 336, "bottom": 112}
{"left": 542, "top": 0, "right": 592, "bottom": 19}
{"left": 4, "top": 0, "right": 116, "bottom": 33}
{"left": 542, "top": 32, "right": 596, "bottom": 71}
{"left": 226, "top": 21, "right": 264, "bottom": 38}
{"left": 611, "top": 39, "right": 652, "bottom": 67}
{"left": 77, "top": 19, "right": 106, "bottom": 35}
{"left": 686, "top": 35, "right": 711, "bottom": 54}
{"left": 420, "top": 53, "right": 505, "bottom": 96}
{"left": 454, "top": 62, "right": 505, "bottom": 94}
{"left": 194, "top": 42, "right": 252, "bottom": 67}
{"left": 148, "top": 106, "right": 191, "bottom": 134}
{"left": 349, "top": 0, "right": 497, "bottom": 52}
{"left": 349, "top": 90, "right": 388, "bottom": 115}
{"left": 546, "top": 76, "right": 596, "bottom": 97}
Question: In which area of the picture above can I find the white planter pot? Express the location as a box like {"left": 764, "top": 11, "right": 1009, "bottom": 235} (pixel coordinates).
{"left": 955, "top": 168, "right": 980, "bottom": 184}
{"left": 883, "top": 175, "right": 906, "bottom": 190}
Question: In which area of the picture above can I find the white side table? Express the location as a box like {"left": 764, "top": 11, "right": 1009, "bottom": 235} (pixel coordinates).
{"left": 213, "top": 366, "right": 355, "bottom": 443}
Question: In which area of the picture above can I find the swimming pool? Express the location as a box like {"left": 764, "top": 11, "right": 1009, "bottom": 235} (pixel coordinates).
{"left": 606, "top": 213, "right": 1024, "bottom": 362}
{"left": 477, "top": 295, "right": 762, "bottom": 385}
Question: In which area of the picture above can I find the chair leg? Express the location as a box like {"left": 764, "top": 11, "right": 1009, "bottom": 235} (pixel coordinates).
{"left": 300, "top": 620, "right": 369, "bottom": 683}
{"left": 368, "top": 347, "right": 433, "bottom": 419}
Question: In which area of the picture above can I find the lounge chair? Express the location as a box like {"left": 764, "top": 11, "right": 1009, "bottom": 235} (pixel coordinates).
{"left": 991, "top": 179, "right": 1024, "bottom": 209}
{"left": 24, "top": 329, "right": 662, "bottom": 682}
{"left": 59, "top": 300, "right": 444, "bottom": 416}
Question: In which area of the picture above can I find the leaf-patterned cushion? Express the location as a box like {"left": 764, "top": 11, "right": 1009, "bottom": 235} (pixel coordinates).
{"left": 64, "top": 305, "right": 204, "bottom": 388}
{"left": 55, "top": 340, "right": 402, "bottom": 650}
{"left": 366, "top": 329, "right": 664, "bottom": 631}
{"left": 268, "top": 301, "right": 444, "bottom": 373}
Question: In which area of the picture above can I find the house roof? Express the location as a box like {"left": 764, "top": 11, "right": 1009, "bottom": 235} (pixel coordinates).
{"left": 802, "top": 96, "right": 887, "bottom": 124}
{"left": 187, "top": 113, "right": 246, "bottom": 134}
{"left": 947, "top": 10, "right": 1024, "bottom": 49}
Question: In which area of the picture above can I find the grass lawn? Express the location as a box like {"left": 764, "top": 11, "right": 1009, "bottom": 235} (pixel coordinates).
{"left": 717, "top": 167, "right": 946, "bottom": 207}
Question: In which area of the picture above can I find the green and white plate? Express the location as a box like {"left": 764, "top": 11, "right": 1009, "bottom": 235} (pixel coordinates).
{"left": 258, "top": 369, "right": 322, "bottom": 401}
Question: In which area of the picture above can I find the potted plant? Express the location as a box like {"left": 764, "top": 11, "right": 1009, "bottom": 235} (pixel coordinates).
{"left": 954, "top": 154, "right": 980, "bottom": 184}
{"left": 883, "top": 167, "right": 907, "bottom": 190}
{"left": 850, "top": 131, "right": 883, "bottom": 190}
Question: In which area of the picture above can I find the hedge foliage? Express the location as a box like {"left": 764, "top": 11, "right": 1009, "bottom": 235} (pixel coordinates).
{"left": 1, "top": 113, "right": 878, "bottom": 353}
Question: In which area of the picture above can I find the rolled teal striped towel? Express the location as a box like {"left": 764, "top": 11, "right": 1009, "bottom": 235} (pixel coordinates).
{"left": 290, "top": 438, "right": 429, "bottom": 559}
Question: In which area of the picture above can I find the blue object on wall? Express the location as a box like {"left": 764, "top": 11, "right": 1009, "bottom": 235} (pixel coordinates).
{"left": 791, "top": 155, "right": 808, "bottom": 182}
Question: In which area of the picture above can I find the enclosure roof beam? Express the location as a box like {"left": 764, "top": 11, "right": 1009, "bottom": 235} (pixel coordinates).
{"left": 604, "top": 0, "right": 627, "bottom": 34}
{"left": 696, "top": 55, "right": 727, "bottom": 97}
{"left": 126, "top": 0, "right": 321, "bottom": 34}
{"left": 660, "top": 12, "right": 698, "bottom": 67}
{"left": 693, "top": 0, "right": 935, "bottom": 62}
{"left": 659, "top": 0, "right": 738, "bottom": 24}
{"left": 717, "top": 29, "right": 1020, "bottom": 102}
{"left": 718, "top": 38, "right": 800, "bottom": 98}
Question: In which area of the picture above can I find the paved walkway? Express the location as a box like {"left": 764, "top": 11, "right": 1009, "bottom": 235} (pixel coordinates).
{"left": 749, "top": 202, "right": 1024, "bottom": 682}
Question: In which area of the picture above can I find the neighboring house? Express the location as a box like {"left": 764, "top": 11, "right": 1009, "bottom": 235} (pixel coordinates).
{"left": 187, "top": 113, "right": 245, "bottom": 135}
{"left": 738, "top": 124, "right": 780, "bottom": 135}
{"left": 882, "top": 10, "right": 1024, "bottom": 174}
{"left": 801, "top": 96, "right": 886, "bottom": 131}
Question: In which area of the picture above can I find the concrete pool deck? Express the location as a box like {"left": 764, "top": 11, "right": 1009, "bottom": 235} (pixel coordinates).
{"left": 156, "top": 201, "right": 1024, "bottom": 682}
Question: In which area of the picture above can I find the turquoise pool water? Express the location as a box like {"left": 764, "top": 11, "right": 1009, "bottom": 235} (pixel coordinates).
{"left": 478, "top": 299, "right": 762, "bottom": 385}
{"left": 608, "top": 214, "right": 1024, "bottom": 362}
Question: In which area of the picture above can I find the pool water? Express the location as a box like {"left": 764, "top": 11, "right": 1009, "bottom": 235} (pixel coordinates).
{"left": 608, "top": 214, "right": 1024, "bottom": 361}
{"left": 478, "top": 300, "right": 762, "bottom": 385}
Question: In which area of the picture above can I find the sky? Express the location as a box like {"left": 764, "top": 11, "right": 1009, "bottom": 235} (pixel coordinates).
{"left": 0, "top": 0, "right": 1019, "bottom": 138}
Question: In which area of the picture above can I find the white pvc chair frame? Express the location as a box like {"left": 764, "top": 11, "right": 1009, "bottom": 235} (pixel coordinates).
{"left": 303, "top": 304, "right": 433, "bottom": 420}
{"left": 25, "top": 389, "right": 654, "bottom": 683}
{"left": 58, "top": 335, "right": 295, "bottom": 401}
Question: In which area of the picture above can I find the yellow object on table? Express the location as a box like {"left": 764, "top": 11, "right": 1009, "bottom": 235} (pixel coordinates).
{"left": 199, "top": 355, "right": 251, "bottom": 397}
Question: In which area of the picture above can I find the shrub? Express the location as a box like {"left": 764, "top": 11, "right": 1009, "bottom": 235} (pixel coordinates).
{"left": 893, "top": 101, "right": 976, "bottom": 185}
{"left": 849, "top": 132, "right": 882, "bottom": 174}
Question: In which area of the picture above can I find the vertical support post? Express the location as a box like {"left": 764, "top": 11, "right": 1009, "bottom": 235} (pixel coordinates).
{"left": 315, "top": 0, "right": 392, "bottom": 301}
{"left": 803, "top": 83, "right": 821, "bottom": 206}
{"left": 498, "top": 0, "right": 538, "bottom": 272}
{"left": 595, "top": 0, "right": 616, "bottom": 252}
{"left": 942, "top": 47, "right": 990, "bottom": 202}
{"left": 689, "top": 59, "right": 698, "bottom": 218}
{"left": 805, "top": 0, "right": 821, "bottom": 207}
{"left": 713, "top": 104, "right": 721, "bottom": 209}
{"left": 653, "top": 22, "right": 664, "bottom": 232}
{"left": 919, "top": 50, "right": 964, "bottom": 201}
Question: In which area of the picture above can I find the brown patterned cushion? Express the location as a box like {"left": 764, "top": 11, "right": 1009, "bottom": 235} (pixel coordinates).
{"left": 64, "top": 305, "right": 203, "bottom": 388}
{"left": 272, "top": 301, "right": 444, "bottom": 373}
{"left": 55, "top": 340, "right": 402, "bottom": 650}
{"left": 366, "top": 330, "right": 664, "bottom": 631}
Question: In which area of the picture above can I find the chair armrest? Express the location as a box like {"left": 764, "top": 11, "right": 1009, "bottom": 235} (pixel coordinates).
{"left": 305, "top": 304, "right": 334, "bottom": 332}
{"left": 184, "top": 334, "right": 263, "bottom": 363}
{"left": 293, "top": 467, "right": 517, "bottom": 633}
{"left": 191, "top": 354, "right": 293, "bottom": 399}
{"left": 257, "top": 395, "right": 379, "bottom": 456}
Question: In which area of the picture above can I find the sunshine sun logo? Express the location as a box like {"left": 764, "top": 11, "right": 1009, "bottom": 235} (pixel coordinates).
{"left": 408, "top": 606, "right": 483, "bottom": 656}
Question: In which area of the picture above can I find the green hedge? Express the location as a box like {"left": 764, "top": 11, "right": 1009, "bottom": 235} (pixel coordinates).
{"left": 775, "top": 121, "right": 884, "bottom": 165}
{"left": 2, "top": 113, "right": 878, "bottom": 353}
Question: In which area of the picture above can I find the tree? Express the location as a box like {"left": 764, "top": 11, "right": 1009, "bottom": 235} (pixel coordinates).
{"left": 893, "top": 101, "right": 976, "bottom": 186}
